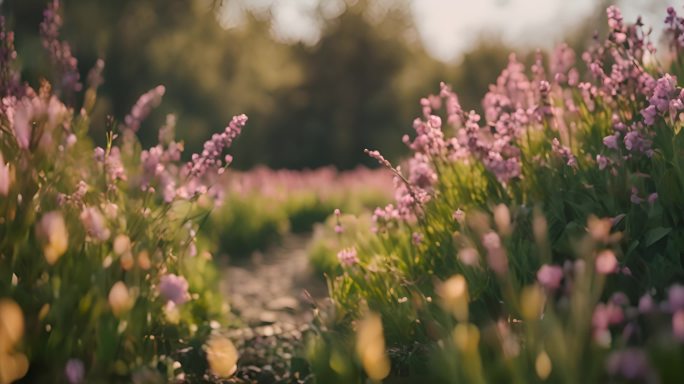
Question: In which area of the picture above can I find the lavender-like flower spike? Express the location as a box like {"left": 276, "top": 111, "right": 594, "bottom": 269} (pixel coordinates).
{"left": 40, "top": 0, "right": 82, "bottom": 96}
{"left": 0, "top": 16, "right": 20, "bottom": 98}
{"left": 86, "top": 59, "right": 105, "bottom": 91}
{"left": 124, "top": 85, "right": 166, "bottom": 133}
{"left": 364, "top": 149, "right": 392, "bottom": 168}
{"left": 186, "top": 114, "right": 247, "bottom": 178}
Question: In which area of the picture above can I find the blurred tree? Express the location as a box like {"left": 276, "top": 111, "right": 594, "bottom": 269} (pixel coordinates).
{"left": 0, "top": 0, "right": 517, "bottom": 169}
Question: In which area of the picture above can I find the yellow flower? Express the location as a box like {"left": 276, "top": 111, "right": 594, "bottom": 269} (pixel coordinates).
{"left": 0, "top": 299, "right": 29, "bottom": 384}
{"left": 37, "top": 211, "right": 68, "bottom": 265}
{"left": 437, "top": 275, "right": 469, "bottom": 322}
{"left": 205, "top": 334, "right": 238, "bottom": 378}
{"left": 108, "top": 281, "right": 133, "bottom": 317}
{"left": 355, "top": 312, "right": 390, "bottom": 381}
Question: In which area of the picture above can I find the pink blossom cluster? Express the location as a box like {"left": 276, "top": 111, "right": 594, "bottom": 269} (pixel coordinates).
{"left": 123, "top": 85, "right": 166, "bottom": 133}
{"left": 185, "top": 114, "right": 247, "bottom": 178}
{"left": 337, "top": 247, "right": 359, "bottom": 266}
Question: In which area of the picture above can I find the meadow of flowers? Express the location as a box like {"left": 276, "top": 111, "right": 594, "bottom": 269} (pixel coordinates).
{"left": 1, "top": 1, "right": 239, "bottom": 381}
{"left": 306, "top": 5, "right": 684, "bottom": 383}
{"left": 204, "top": 166, "right": 393, "bottom": 257}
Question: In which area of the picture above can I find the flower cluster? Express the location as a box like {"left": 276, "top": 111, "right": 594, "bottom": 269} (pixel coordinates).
{"left": 123, "top": 85, "right": 166, "bottom": 133}
{"left": 40, "top": 0, "right": 81, "bottom": 96}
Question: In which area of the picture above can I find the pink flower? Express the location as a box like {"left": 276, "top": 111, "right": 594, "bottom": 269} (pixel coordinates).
{"left": 669, "top": 284, "right": 684, "bottom": 312}
{"left": 596, "top": 250, "right": 618, "bottom": 274}
{"left": 0, "top": 151, "right": 11, "bottom": 196}
{"left": 65, "top": 359, "right": 84, "bottom": 384}
{"left": 673, "top": 310, "right": 684, "bottom": 342}
{"left": 124, "top": 85, "right": 165, "bottom": 133}
{"left": 603, "top": 134, "right": 619, "bottom": 150}
{"left": 337, "top": 247, "right": 359, "bottom": 266}
{"left": 80, "top": 206, "right": 110, "bottom": 241}
{"left": 638, "top": 294, "right": 654, "bottom": 314}
{"left": 158, "top": 274, "right": 191, "bottom": 305}
{"left": 537, "top": 264, "right": 564, "bottom": 290}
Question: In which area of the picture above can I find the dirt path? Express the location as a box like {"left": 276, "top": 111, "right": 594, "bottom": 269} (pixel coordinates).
{"left": 219, "top": 234, "right": 327, "bottom": 383}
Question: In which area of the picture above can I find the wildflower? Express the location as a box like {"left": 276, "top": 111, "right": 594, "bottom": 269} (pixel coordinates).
{"left": 458, "top": 247, "right": 479, "bottom": 266}
{"left": 0, "top": 151, "right": 12, "bottom": 196}
{"left": 603, "top": 134, "right": 619, "bottom": 150}
{"left": 123, "top": 85, "right": 165, "bottom": 133}
{"left": 108, "top": 281, "right": 133, "bottom": 317}
{"left": 40, "top": 0, "right": 81, "bottom": 95}
{"left": 356, "top": 312, "right": 390, "bottom": 381}
{"left": 37, "top": 211, "right": 68, "bottom": 265}
{"left": 412, "top": 232, "right": 423, "bottom": 244}
{"left": 80, "top": 206, "right": 110, "bottom": 241}
{"left": 520, "top": 285, "right": 545, "bottom": 320}
{"left": 337, "top": 247, "right": 359, "bottom": 266}
{"left": 493, "top": 204, "right": 511, "bottom": 236}
{"left": 481, "top": 230, "right": 506, "bottom": 271}
{"left": 596, "top": 250, "right": 618, "bottom": 274}
{"left": 437, "top": 275, "right": 469, "bottom": 322}
{"left": 0, "top": 299, "right": 24, "bottom": 352}
{"left": 537, "top": 264, "right": 564, "bottom": 290}
{"left": 606, "top": 348, "right": 651, "bottom": 381}
{"left": 452, "top": 323, "right": 480, "bottom": 353}
{"left": 647, "top": 192, "right": 658, "bottom": 204}
{"left": 638, "top": 294, "right": 654, "bottom": 314}
{"left": 158, "top": 274, "right": 191, "bottom": 306}
{"left": 0, "top": 299, "right": 29, "bottom": 383}
{"left": 364, "top": 148, "right": 392, "bottom": 168}
{"left": 112, "top": 234, "right": 131, "bottom": 256}
{"left": 669, "top": 284, "right": 684, "bottom": 311}
{"left": 593, "top": 302, "right": 624, "bottom": 331}
{"left": 535, "top": 351, "right": 552, "bottom": 380}
{"left": 185, "top": 114, "right": 247, "bottom": 178}
{"left": 65, "top": 359, "right": 84, "bottom": 384}
{"left": 137, "top": 250, "right": 151, "bottom": 270}
{"left": 674, "top": 310, "right": 684, "bottom": 342}
{"left": 205, "top": 334, "right": 238, "bottom": 378}
{"left": 86, "top": 59, "right": 104, "bottom": 91}
{"left": 596, "top": 154, "right": 609, "bottom": 170}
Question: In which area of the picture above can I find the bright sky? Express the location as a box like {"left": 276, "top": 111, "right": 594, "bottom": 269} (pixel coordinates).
{"left": 224, "top": 0, "right": 668, "bottom": 62}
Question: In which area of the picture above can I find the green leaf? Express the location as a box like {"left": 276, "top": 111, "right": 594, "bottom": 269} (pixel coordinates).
{"left": 644, "top": 227, "right": 672, "bottom": 247}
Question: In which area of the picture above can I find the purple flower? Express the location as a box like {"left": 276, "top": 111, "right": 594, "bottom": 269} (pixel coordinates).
{"left": 603, "top": 134, "right": 619, "bottom": 150}
{"left": 65, "top": 359, "right": 85, "bottom": 384}
{"left": 40, "top": 0, "right": 82, "bottom": 96}
{"left": 638, "top": 294, "right": 654, "bottom": 314}
{"left": 537, "top": 264, "right": 564, "bottom": 290}
{"left": 185, "top": 114, "right": 247, "bottom": 178}
{"left": 641, "top": 104, "right": 657, "bottom": 125}
{"left": 630, "top": 187, "right": 644, "bottom": 204}
{"left": 124, "top": 85, "right": 165, "bottom": 133}
{"left": 606, "top": 348, "right": 651, "bottom": 381}
{"left": 80, "top": 206, "right": 110, "bottom": 242}
{"left": 596, "top": 155, "right": 609, "bottom": 170}
{"left": 669, "top": 284, "right": 684, "bottom": 312}
{"left": 552, "top": 138, "right": 577, "bottom": 168}
{"left": 158, "top": 274, "right": 191, "bottom": 305}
